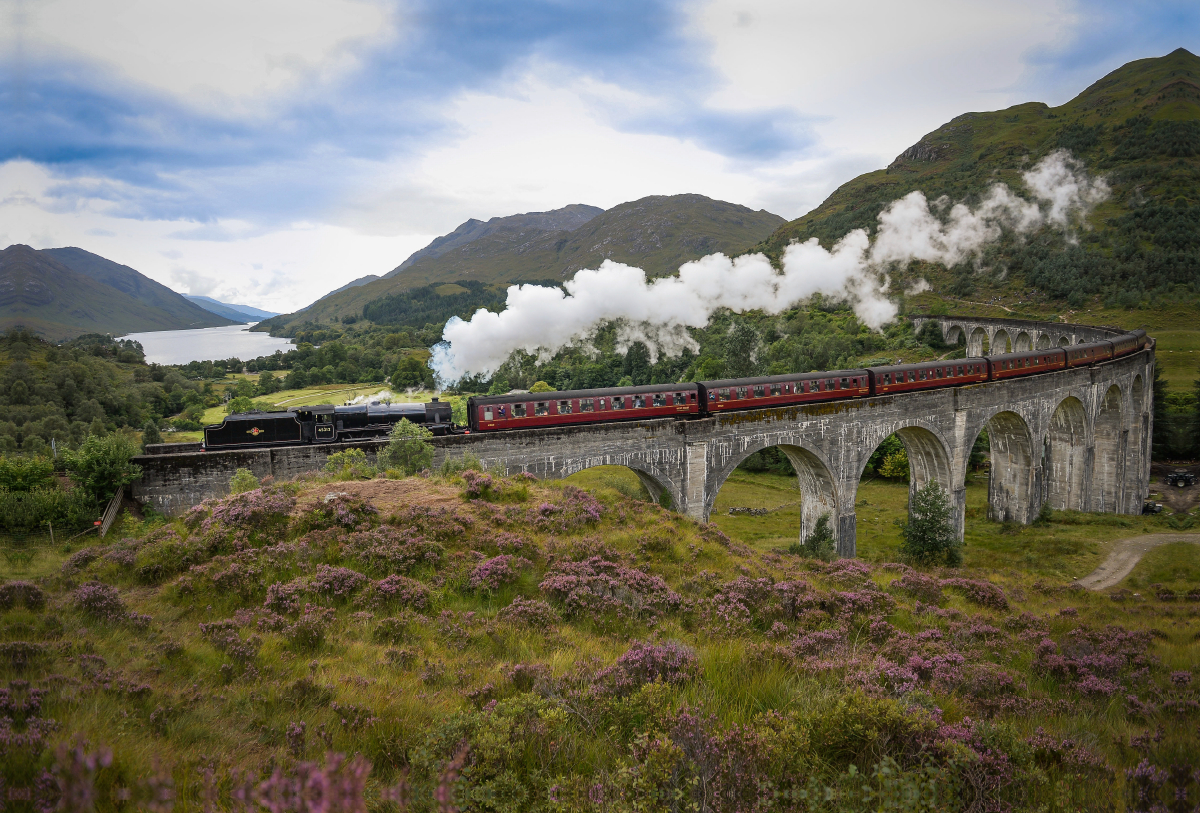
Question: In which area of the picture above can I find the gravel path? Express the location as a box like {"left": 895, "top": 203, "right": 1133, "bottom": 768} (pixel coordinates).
{"left": 1076, "top": 533, "right": 1200, "bottom": 590}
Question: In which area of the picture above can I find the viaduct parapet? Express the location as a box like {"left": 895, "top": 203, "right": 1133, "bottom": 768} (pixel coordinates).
{"left": 132, "top": 317, "right": 1154, "bottom": 559}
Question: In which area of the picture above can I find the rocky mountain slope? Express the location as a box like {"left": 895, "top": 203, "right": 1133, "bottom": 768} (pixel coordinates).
{"left": 257, "top": 195, "right": 784, "bottom": 335}
{"left": 0, "top": 245, "right": 234, "bottom": 339}
{"left": 185, "top": 296, "right": 278, "bottom": 323}
{"left": 757, "top": 48, "right": 1200, "bottom": 310}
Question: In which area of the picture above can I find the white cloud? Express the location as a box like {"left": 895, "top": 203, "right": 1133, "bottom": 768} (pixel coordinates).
{"left": 10, "top": 0, "right": 394, "bottom": 110}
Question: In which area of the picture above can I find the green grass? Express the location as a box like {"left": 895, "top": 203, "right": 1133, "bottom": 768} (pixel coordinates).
{"left": 1120, "top": 541, "right": 1200, "bottom": 590}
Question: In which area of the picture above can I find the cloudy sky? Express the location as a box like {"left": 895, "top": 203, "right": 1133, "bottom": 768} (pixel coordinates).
{"left": 2, "top": 0, "right": 1196, "bottom": 313}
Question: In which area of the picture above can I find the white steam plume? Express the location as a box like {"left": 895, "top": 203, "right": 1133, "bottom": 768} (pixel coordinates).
{"left": 431, "top": 150, "right": 1107, "bottom": 383}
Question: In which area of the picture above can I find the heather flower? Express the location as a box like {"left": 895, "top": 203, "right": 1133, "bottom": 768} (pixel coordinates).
{"left": 73, "top": 582, "right": 125, "bottom": 621}
{"left": 0, "top": 580, "right": 46, "bottom": 611}
{"left": 346, "top": 527, "right": 444, "bottom": 575}
{"left": 468, "top": 555, "right": 532, "bottom": 592}
{"left": 308, "top": 565, "right": 369, "bottom": 601}
{"left": 595, "top": 641, "right": 701, "bottom": 696}
{"left": 506, "top": 663, "right": 551, "bottom": 691}
{"left": 388, "top": 505, "right": 472, "bottom": 540}
{"left": 265, "top": 579, "right": 307, "bottom": 614}
{"left": 1169, "top": 670, "right": 1192, "bottom": 687}
{"left": 940, "top": 578, "right": 1008, "bottom": 611}
{"left": 284, "top": 604, "right": 337, "bottom": 649}
{"left": 888, "top": 571, "right": 945, "bottom": 605}
{"left": 496, "top": 596, "right": 560, "bottom": 629}
{"left": 361, "top": 575, "right": 430, "bottom": 610}
{"left": 202, "top": 486, "right": 296, "bottom": 532}
{"left": 62, "top": 546, "right": 105, "bottom": 575}
{"left": 307, "top": 493, "right": 379, "bottom": 530}
{"left": 539, "top": 556, "right": 681, "bottom": 620}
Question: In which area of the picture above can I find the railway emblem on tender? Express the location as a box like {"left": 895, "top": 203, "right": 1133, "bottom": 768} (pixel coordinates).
{"left": 246, "top": 427, "right": 263, "bottom": 436}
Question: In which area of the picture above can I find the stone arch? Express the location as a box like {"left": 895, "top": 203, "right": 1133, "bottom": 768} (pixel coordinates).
{"left": 991, "top": 329, "right": 1012, "bottom": 355}
{"left": 945, "top": 324, "right": 965, "bottom": 346}
{"left": 1015, "top": 331, "right": 1032, "bottom": 352}
{"left": 968, "top": 327, "right": 989, "bottom": 357}
{"left": 1058, "top": 336, "right": 1070, "bottom": 347}
{"left": 858, "top": 424, "right": 961, "bottom": 542}
{"left": 1035, "top": 333, "right": 1052, "bottom": 350}
{"left": 1092, "top": 384, "right": 1124, "bottom": 512}
{"left": 712, "top": 442, "right": 843, "bottom": 552}
{"left": 1045, "top": 397, "right": 1088, "bottom": 511}
{"left": 976, "top": 411, "right": 1037, "bottom": 524}
{"left": 562, "top": 460, "right": 680, "bottom": 510}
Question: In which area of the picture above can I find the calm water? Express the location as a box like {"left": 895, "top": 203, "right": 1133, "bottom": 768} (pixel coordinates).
{"left": 123, "top": 324, "right": 296, "bottom": 365}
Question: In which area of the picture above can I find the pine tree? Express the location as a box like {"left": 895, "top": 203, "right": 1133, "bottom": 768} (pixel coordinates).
{"left": 898, "top": 481, "right": 961, "bottom": 566}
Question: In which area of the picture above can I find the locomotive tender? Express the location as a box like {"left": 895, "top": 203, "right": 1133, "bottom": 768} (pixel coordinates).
{"left": 203, "top": 399, "right": 452, "bottom": 450}
{"left": 201, "top": 328, "right": 1149, "bottom": 450}
{"left": 465, "top": 330, "right": 1149, "bottom": 433}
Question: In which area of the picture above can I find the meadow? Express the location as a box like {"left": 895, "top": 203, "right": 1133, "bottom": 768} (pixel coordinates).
{"left": 0, "top": 459, "right": 1195, "bottom": 812}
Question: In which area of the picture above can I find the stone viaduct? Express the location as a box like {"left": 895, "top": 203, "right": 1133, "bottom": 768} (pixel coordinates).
{"left": 132, "top": 316, "right": 1154, "bottom": 559}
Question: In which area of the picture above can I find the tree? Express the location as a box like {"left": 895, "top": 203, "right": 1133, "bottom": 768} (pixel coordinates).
{"left": 487, "top": 374, "right": 510, "bottom": 396}
{"left": 529, "top": 381, "right": 555, "bottom": 393}
{"left": 64, "top": 433, "right": 143, "bottom": 502}
{"left": 378, "top": 419, "right": 434, "bottom": 476}
{"left": 897, "top": 481, "right": 961, "bottom": 566}
{"left": 229, "top": 468, "right": 260, "bottom": 494}
{"left": 723, "top": 320, "right": 762, "bottom": 379}
{"left": 141, "top": 419, "right": 162, "bottom": 451}
{"left": 788, "top": 514, "right": 836, "bottom": 561}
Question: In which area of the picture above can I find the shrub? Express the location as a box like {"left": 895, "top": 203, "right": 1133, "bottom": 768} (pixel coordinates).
{"left": 229, "top": 468, "right": 259, "bottom": 495}
{"left": 141, "top": 420, "right": 162, "bottom": 450}
{"left": 63, "top": 433, "right": 143, "bottom": 502}
{"left": 496, "top": 596, "right": 560, "bottom": 629}
{"left": 897, "top": 482, "right": 961, "bottom": 566}
{"left": 528, "top": 381, "right": 555, "bottom": 393}
{"left": 284, "top": 604, "right": 337, "bottom": 649}
{"left": 306, "top": 493, "right": 378, "bottom": 530}
{"left": 0, "top": 580, "right": 46, "bottom": 611}
{"left": 348, "top": 527, "right": 443, "bottom": 575}
{"left": 73, "top": 581, "right": 125, "bottom": 620}
{"left": 468, "top": 555, "right": 532, "bottom": 592}
{"left": 0, "top": 456, "right": 56, "bottom": 491}
{"left": 888, "top": 571, "right": 945, "bottom": 605}
{"left": 377, "top": 419, "right": 434, "bottom": 476}
{"left": 595, "top": 641, "right": 701, "bottom": 695}
{"left": 361, "top": 575, "right": 430, "bottom": 610}
{"left": 539, "top": 556, "right": 681, "bottom": 620}
{"left": 941, "top": 578, "right": 1008, "bottom": 611}
{"left": 308, "top": 565, "right": 369, "bottom": 601}
{"left": 788, "top": 514, "right": 836, "bottom": 560}
{"left": 324, "top": 448, "right": 373, "bottom": 479}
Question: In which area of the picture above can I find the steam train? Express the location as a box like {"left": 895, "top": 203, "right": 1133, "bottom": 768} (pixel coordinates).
{"left": 464, "top": 330, "right": 1150, "bottom": 433}
{"left": 202, "top": 328, "right": 1149, "bottom": 450}
{"left": 202, "top": 400, "right": 452, "bottom": 450}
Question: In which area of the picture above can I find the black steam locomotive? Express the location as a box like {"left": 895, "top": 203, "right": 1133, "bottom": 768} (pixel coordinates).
{"left": 203, "top": 399, "right": 452, "bottom": 450}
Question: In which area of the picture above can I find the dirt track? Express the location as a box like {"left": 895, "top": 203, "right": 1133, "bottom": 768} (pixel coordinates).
{"left": 1076, "top": 533, "right": 1200, "bottom": 590}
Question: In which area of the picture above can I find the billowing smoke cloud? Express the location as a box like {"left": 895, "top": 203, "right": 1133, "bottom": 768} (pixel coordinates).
{"left": 430, "top": 150, "right": 1107, "bottom": 383}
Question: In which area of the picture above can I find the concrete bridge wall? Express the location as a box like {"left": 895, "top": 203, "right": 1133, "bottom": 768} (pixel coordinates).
{"left": 132, "top": 317, "right": 1154, "bottom": 559}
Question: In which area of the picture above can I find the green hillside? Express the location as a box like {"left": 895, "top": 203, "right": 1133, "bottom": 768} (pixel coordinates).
{"left": 760, "top": 48, "right": 1200, "bottom": 312}
{"left": 0, "top": 245, "right": 234, "bottom": 340}
{"left": 257, "top": 195, "right": 785, "bottom": 336}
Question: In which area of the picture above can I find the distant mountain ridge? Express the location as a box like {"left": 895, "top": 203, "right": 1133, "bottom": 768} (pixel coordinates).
{"left": 185, "top": 296, "right": 278, "bottom": 323}
{"left": 0, "top": 245, "right": 236, "bottom": 339}
{"left": 257, "top": 195, "right": 785, "bottom": 335}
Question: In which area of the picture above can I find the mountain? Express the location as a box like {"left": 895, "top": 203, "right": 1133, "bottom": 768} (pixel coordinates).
{"left": 323, "top": 275, "right": 381, "bottom": 298}
{"left": 385, "top": 203, "right": 604, "bottom": 278}
{"left": 757, "top": 48, "right": 1200, "bottom": 309}
{"left": 0, "top": 245, "right": 236, "bottom": 340}
{"left": 185, "top": 296, "right": 278, "bottom": 323}
{"left": 42, "top": 247, "right": 236, "bottom": 331}
{"left": 257, "top": 195, "right": 785, "bottom": 335}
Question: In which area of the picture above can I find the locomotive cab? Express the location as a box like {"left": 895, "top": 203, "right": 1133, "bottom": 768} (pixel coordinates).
{"left": 294, "top": 406, "right": 337, "bottom": 443}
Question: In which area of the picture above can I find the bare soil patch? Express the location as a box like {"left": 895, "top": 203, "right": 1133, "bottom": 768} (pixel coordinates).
{"left": 1077, "top": 533, "right": 1200, "bottom": 590}
{"left": 293, "top": 477, "right": 463, "bottom": 516}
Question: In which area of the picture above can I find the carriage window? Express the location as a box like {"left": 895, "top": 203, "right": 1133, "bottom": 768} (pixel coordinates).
{"left": 754, "top": 385, "right": 765, "bottom": 397}
{"left": 581, "top": 398, "right": 594, "bottom": 412}
{"left": 653, "top": 393, "right": 666, "bottom": 407}
{"left": 558, "top": 400, "right": 572, "bottom": 414}
{"left": 633, "top": 395, "right": 646, "bottom": 408}
{"left": 840, "top": 378, "right": 849, "bottom": 388}
{"left": 535, "top": 402, "right": 548, "bottom": 416}
{"left": 737, "top": 387, "right": 748, "bottom": 399}
{"left": 956, "top": 366, "right": 963, "bottom": 376}
{"left": 719, "top": 388, "right": 730, "bottom": 401}
{"left": 673, "top": 392, "right": 686, "bottom": 405}
{"left": 771, "top": 384, "right": 781, "bottom": 396}
{"left": 483, "top": 407, "right": 493, "bottom": 421}
{"left": 883, "top": 373, "right": 891, "bottom": 384}
{"left": 612, "top": 396, "right": 624, "bottom": 409}
{"left": 513, "top": 403, "right": 527, "bottom": 417}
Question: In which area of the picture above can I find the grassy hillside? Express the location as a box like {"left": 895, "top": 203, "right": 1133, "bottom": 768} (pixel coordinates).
{"left": 759, "top": 48, "right": 1200, "bottom": 314}
{"left": 42, "top": 247, "right": 235, "bottom": 332}
{"left": 257, "top": 195, "right": 785, "bottom": 336}
{"left": 0, "top": 246, "right": 233, "bottom": 341}
{"left": 0, "top": 466, "right": 1193, "bottom": 808}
